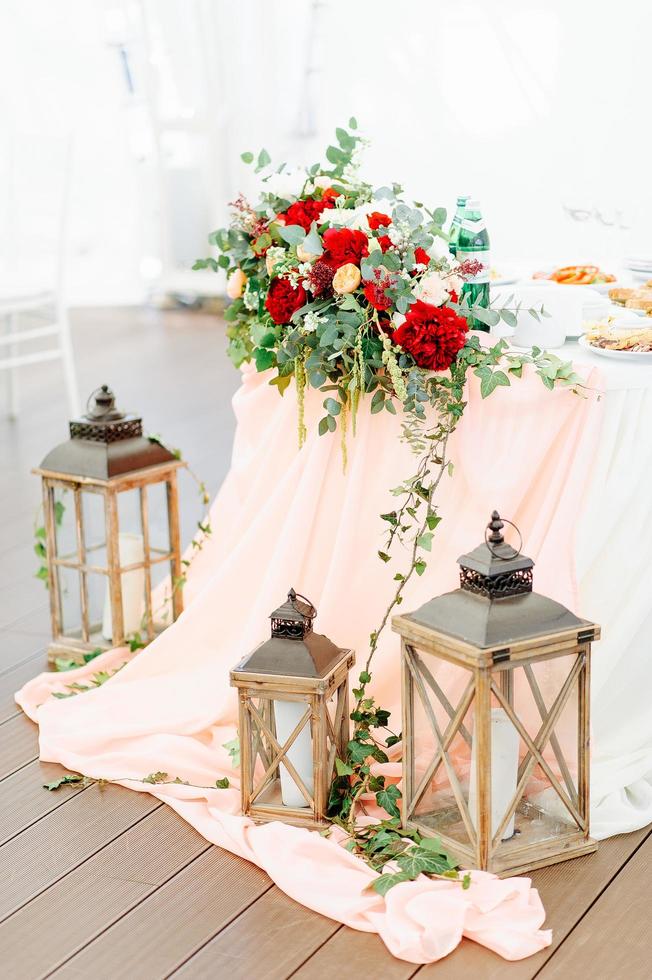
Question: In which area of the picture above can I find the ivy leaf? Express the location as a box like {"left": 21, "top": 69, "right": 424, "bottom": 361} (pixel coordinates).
{"left": 216, "top": 777, "right": 230, "bottom": 789}
{"left": 414, "top": 560, "right": 427, "bottom": 576}
{"left": 359, "top": 670, "right": 371, "bottom": 684}
{"left": 254, "top": 348, "right": 276, "bottom": 372}
{"left": 348, "top": 739, "right": 374, "bottom": 764}
{"left": 223, "top": 737, "right": 240, "bottom": 768}
{"left": 396, "top": 846, "right": 454, "bottom": 877}
{"left": 377, "top": 550, "right": 391, "bottom": 563}
{"left": 371, "top": 871, "right": 413, "bottom": 897}
{"left": 335, "top": 758, "right": 354, "bottom": 776}
{"left": 426, "top": 514, "right": 441, "bottom": 531}
{"left": 43, "top": 773, "right": 85, "bottom": 791}
{"left": 142, "top": 771, "right": 169, "bottom": 784}
{"left": 375, "top": 784, "right": 401, "bottom": 819}
{"left": 416, "top": 532, "right": 433, "bottom": 552}
{"left": 269, "top": 374, "right": 292, "bottom": 396}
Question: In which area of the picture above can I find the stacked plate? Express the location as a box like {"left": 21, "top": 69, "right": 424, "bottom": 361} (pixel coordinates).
{"left": 625, "top": 256, "right": 652, "bottom": 283}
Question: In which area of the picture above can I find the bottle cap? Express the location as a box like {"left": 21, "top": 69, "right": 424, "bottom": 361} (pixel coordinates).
{"left": 456, "top": 196, "right": 469, "bottom": 206}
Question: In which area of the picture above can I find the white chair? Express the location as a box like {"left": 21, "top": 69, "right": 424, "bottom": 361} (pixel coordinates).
{"left": 0, "top": 133, "right": 80, "bottom": 419}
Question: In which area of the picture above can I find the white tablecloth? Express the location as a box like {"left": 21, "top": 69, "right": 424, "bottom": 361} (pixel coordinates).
{"left": 565, "top": 340, "right": 652, "bottom": 837}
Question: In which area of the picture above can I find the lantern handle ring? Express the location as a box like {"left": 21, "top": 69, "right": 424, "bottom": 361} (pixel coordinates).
{"left": 289, "top": 589, "right": 317, "bottom": 620}
{"left": 484, "top": 517, "right": 522, "bottom": 560}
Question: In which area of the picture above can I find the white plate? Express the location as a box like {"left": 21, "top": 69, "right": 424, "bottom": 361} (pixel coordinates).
{"left": 490, "top": 276, "right": 519, "bottom": 287}
{"left": 579, "top": 334, "right": 652, "bottom": 362}
{"left": 532, "top": 277, "right": 617, "bottom": 295}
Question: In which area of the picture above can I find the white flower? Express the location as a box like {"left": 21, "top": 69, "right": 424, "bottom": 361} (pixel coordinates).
{"left": 417, "top": 270, "right": 450, "bottom": 307}
{"left": 262, "top": 169, "right": 306, "bottom": 200}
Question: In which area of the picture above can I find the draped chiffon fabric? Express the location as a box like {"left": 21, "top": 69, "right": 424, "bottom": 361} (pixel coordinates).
{"left": 16, "top": 356, "right": 631, "bottom": 964}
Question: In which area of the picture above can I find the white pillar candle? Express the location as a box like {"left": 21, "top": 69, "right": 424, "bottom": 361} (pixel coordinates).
{"left": 469, "top": 707, "right": 520, "bottom": 841}
{"left": 273, "top": 699, "right": 314, "bottom": 808}
{"left": 102, "top": 532, "right": 146, "bottom": 641}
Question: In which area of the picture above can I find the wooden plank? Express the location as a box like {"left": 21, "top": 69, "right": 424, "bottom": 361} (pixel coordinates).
{"left": 415, "top": 826, "right": 652, "bottom": 979}
{"left": 171, "top": 886, "right": 339, "bottom": 980}
{"left": 293, "top": 926, "right": 416, "bottom": 980}
{"left": 0, "top": 625, "right": 50, "bottom": 672}
{"left": 53, "top": 846, "right": 272, "bottom": 980}
{"left": 0, "top": 712, "right": 39, "bottom": 780}
{"left": 537, "top": 832, "right": 652, "bottom": 980}
{"left": 0, "top": 806, "right": 211, "bottom": 978}
{"left": 0, "top": 650, "right": 47, "bottom": 723}
{"left": 0, "top": 781, "right": 160, "bottom": 921}
{"left": 0, "top": 760, "right": 90, "bottom": 846}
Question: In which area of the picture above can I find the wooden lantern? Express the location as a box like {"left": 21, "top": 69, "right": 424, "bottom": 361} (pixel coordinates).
{"left": 392, "top": 511, "right": 600, "bottom": 878}
{"left": 230, "top": 589, "right": 354, "bottom": 828}
{"left": 33, "top": 385, "right": 185, "bottom": 664}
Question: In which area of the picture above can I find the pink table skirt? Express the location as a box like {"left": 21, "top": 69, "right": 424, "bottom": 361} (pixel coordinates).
{"left": 16, "top": 362, "right": 603, "bottom": 964}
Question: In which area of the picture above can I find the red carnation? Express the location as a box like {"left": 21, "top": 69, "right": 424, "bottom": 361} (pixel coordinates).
{"left": 393, "top": 299, "right": 468, "bottom": 371}
{"left": 363, "top": 269, "right": 393, "bottom": 311}
{"left": 414, "top": 247, "right": 430, "bottom": 267}
{"left": 281, "top": 197, "right": 334, "bottom": 233}
{"left": 368, "top": 211, "right": 392, "bottom": 230}
{"left": 265, "top": 277, "right": 306, "bottom": 324}
{"left": 320, "top": 187, "right": 340, "bottom": 203}
{"left": 378, "top": 235, "right": 392, "bottom": 253}
{"left": 321, "top": 227, "right": 369, "bottom": 269}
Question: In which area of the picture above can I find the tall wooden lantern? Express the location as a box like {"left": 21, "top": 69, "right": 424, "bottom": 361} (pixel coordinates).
{"left": 393, "top": 511, "right": 600, "bottom": 878}
{"left": 230, "top": 589, "right": 354, "bottom": 828}
{"left": 34, "top": 385, "right": 185, "bottom": 664}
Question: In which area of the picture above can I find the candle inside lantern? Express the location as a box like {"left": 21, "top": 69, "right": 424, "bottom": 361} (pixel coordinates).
{"left": 102, "top": 532, "right": 146, "bottom": 640}
{"left": 274, "top": 699, "right": 314, "bottom": 807}
{"left": 469, "top": 707, "right": 520, "bottom": 840}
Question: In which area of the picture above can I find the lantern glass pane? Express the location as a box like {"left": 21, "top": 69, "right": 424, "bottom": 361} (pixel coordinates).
{"left": 81, "top": 491, "right": 108, "bottom": 569}
{"left": 56, "top": 564, "right": 82, "bottom": 638}
{"left": 490, "top": 653, "right": 582, "bottom": 863}
{"left": 85, "top": 571, "right": 111, "bottom": 647}
{"left": 117, "top": 488, "right": 144, "bottom": 542}
{"left": 150, "top": 558, "right": 174, "bottom": 631}
{"left": 146, "top": 481, "right": 171, "bottom": 556}
{"left": 245, "top": 692, "right": 316, "bottom": 814}
{"left": 408, "top": 651, "right": 475, "bottom": 850}
{"left": 53, "top": 486, "right": 75, "bottom": 561}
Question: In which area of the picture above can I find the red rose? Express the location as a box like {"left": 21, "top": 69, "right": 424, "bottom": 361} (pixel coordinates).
{"left": 280, "top": 197, "right": 334, "bottom": 233}
{"left": 414, "top": 247, "right": 430, "bottom": 267}
{"left": 265, "top": 277, "right": 306, "bottom": 324}
{"left": 378, "top": 235, "right": 392, "bottom": 253}
{"left": 322, "top": 227, "right": 369, "bottom": 269}
{"left": 363, "top": 269, "right": 393, "bottom": 311}
{"left": 368, "top": 212, "right": 391, "bottom": 230}
{"left": 393, "top": 299, "right": 468, "bottom": 371}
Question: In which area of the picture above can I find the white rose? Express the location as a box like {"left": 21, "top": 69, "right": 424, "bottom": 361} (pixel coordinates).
{"left": 417, "top": 271, "right": 450, "bottom": 306}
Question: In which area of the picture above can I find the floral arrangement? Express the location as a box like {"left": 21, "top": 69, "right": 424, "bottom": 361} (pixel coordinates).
{"left": 196, "top": 121, "right": 586, "bottom": 893}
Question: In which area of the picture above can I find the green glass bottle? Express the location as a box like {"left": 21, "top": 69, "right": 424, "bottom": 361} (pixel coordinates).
{"left": 457, "top": 199, "right": 490, "bottom": 331}
{"left": 448, "top": 196, "right": 469, "bottom": 258}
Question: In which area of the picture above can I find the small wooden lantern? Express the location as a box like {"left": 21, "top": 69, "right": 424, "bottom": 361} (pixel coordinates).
{"left": 34, "top": 385, "right": 185, "bottom": 664}
{"left": 393, "top": 511, "right": 600, "bottom": 878}
{"left": 230, "top": 588, "right": 354, "bottom": 828}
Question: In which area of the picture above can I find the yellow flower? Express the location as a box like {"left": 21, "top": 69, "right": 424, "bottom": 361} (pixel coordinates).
{"left": 297, "top": 242, "right": 319, "bottom": 263}
{"left": 332, "top": 263, "right": 361, "bottom": 295}
{"left": 226, "top": 268, "right": 247, "bottom": 299}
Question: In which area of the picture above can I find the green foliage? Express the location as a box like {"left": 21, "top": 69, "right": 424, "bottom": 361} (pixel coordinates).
{"left": 216, "top": 777, "right": 230, "bottom": 789}
{"left": 223, "top": 736, "right": 240, "bottom": 768}
{"left": 43, "top": 773, "right": 88, "bottom": 791}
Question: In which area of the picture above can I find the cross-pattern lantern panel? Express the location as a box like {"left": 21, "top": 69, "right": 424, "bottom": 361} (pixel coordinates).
{"left": 401, "top": 641, "right": 592, "bottom": 876}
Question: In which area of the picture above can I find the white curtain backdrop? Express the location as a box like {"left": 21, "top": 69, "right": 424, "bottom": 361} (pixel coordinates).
{"left": 1, "top": 0, "right": 651, "bottom": 304}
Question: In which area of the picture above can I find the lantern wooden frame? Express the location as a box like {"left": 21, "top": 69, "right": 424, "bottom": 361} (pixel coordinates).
{"left": 34, "top": 459, "right": 185, "bottom": 664}
{"left": 393, "top": 613, "right": 600, "bottom": 878}
{"left": 231, "top": 648, "right": 355, "bottom": 829}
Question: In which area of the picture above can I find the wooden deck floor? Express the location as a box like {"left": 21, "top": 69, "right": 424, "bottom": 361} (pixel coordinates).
{"left": 1, "top": 307, "right": 650, "bottom": 979}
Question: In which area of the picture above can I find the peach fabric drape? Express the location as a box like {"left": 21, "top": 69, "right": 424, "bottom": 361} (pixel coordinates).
{"left": 16, "top": 363, "right": 603, "bottom": 964}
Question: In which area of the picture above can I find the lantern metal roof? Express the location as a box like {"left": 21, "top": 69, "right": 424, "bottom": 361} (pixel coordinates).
{"left": 234, "top": 589, "right": 345, "bottom": 678}
{"left": 399, "top": 511, "right": 591, "bottom": 651}
{"left": 35, "top": 385, "right": 179, "bottom": 481}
